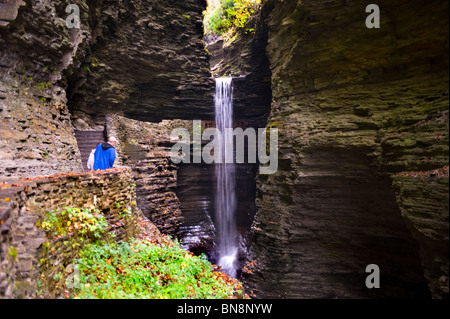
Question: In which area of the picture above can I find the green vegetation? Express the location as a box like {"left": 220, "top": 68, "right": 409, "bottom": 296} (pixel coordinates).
{"left": 37, "top": 207, "right": 111, "bottom": 246}
{"left": 36, "top": 207, "right": 113, "bottom": 297}
{"left": 84, "top": 57, "right": 100, "bottom": 73}
{"left": 204, "top": 0, "right": 263, "bottom": 38}
{"left": 73, "top": 238, "right": 241, "bottom": 299}
{"left": 35, "top": 81, "right": 52, "bottom": 94}
{"left": 8, "top": 246, "right": 17, "bottom": 262}
{"left": 36, "top": 206, "right": 243, "bottom": 299}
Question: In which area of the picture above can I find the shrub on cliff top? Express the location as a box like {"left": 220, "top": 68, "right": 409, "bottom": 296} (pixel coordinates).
{"left": 204, "top": 0, "right": 263, "bottom": 38}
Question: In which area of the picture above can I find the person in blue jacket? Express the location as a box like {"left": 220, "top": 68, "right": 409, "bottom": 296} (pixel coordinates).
{"left": 93, "top": 136, "right": 117, "bottom": 170}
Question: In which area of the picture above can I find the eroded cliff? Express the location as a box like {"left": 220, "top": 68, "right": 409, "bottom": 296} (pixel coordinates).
{"left": 236, "top": 0, "right": 448, "bottom": 298}
{"left": 65, "top": 0, "right": 214, "bottom": 124}
{"left": 1, "top": 0, "right": 448, "bottom": 300}
{"left": 1, "top": 0, "right": 212, "bottom": 179}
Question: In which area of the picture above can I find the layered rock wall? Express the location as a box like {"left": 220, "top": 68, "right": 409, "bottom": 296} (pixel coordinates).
{"left": 0, "top": 0, "right": 85, "bottom": 178}
{"left": 109, "top": 114, "right": 191, "bottom": 236}
{"left": 66, "top": 0, "right": 213, "bottom": 124}
{"left": 1, "top": 0, "right": 212, "bottom": 179}
{"left": 242, "top": 0, "right": 448, "bottom": 298}
{"left": 393, "top": 167, "right": 449, "bottom": 298}
{"left": 0, "top": 168, "right": 138, "bottom": 299}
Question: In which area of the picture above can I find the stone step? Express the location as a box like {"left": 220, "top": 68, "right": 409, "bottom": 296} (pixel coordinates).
{"left": 74, "top": 130, "right": 106, "bottom": 171}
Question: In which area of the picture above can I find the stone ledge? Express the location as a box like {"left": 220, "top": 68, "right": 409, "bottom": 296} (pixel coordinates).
{"left": 0, "top": 166, "right": 138, "bottom": 299}
{"left": 0, "top": 1, "right": 26, "bottom": 21}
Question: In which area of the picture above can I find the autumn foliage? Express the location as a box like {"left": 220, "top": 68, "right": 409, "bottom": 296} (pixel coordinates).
{"left": 35, "top": 206, "right": 244, "bottom": 299}
{"left": 395, "top": 166, "right": 449, "bottom": 179}
{"left": 204, "top": 0, "right": 264, "bottom": 38}
{"left": 72, "top": 237, "right": 244, "bottom": 299}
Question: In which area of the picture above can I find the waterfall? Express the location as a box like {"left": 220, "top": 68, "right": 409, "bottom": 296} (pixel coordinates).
{"left": 214, "top": 77, "right": 238, "bottom": 278}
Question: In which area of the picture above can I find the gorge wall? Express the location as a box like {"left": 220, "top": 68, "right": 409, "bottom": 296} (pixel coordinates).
{"left": 1, "top": 0, "right": 212, "bottom": 180}
{"left": 1, "top": 0, "right": 448, "bottom": 300}
{"left": 107, "top": 114, "right": 189, "bottom": 237}
{"left": 234, "top": 0, "right": 448, "bottom": 298}
{"left": 65, "top": 0, "right": 214, "bottom": 125}
{"left": 0, "top": 0, "right": 83, "bottom": 179}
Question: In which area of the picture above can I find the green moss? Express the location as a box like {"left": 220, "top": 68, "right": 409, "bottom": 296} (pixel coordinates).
{"left": 8, "top": 246, "right": 18, "bottom": 261}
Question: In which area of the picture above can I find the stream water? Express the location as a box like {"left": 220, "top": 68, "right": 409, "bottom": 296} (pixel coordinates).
{"left": 214, "top": 77, "right": 238, "bottom": 278}
{"left": 177, "top": 77, "right": 257, "bottom": 279}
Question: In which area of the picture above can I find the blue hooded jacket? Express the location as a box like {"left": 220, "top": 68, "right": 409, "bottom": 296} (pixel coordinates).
{"left": 93, "top": 142, "right": 116, "bottom": 170}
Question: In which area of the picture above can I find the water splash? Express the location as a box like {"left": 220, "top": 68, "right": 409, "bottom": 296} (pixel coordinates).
{"left": 218, "top": 249, "right": 238, "bottom": 278}
{"left": 215, "top": 77, "right": 238, "bottom": 277}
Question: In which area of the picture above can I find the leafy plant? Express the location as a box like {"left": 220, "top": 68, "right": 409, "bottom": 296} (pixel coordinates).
{"left": 72, "top": 238, "right": 243, "bottom": 299}
{"left": 36, "top": 206, "right": 243, "bottom": 299}
{"left": 204, "top": 0, "right": 263, "bottom": 38}
{"left": 37, "top": 207, "right": 111, "bottom": 243}
{"left": 8, "top": 246, "right": 17, "bottom": 262}
{"left": 84, "top": 57, "right": 100, "bottom": 73}
{"left": 91, "top": 57, "right": 99, "bottom": 67}
{"left": 36, "top": 207, "right": 113, "bottom": 298}
{"left": 35, "top": 81, "right": 52, "bottom": 93}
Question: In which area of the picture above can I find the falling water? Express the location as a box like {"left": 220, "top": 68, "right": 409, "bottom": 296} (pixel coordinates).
{"left": 215, "top": 77, "right": 238, "bottom": 278}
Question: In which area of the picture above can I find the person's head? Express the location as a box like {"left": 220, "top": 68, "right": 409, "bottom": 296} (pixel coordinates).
{"left": 108, "top": 136, "right": 117, "bottom": 146}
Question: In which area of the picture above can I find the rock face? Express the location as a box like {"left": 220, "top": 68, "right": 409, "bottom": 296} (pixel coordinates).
{"left": 1, "top": 0, "right": 212, "bottom": 177}
{"left": 0, "top": 0, "right": 84, "bottom": 179}
{"left": 66, "top": 0, "right": 213, "bottom": 124}
{"left": 0, "top": 0, "right": 26, "bottom": 28}
{"left": 0, "top": 168, "right": 138, "bottom": 298}
{"left": 393, "top": 167, "right": 449, "bottom": 298}
{"left": 239, "top": 0, "right": 448, "bottom": 298}
{"left": 108, "top": 114, "right": 190, "bottom": 237}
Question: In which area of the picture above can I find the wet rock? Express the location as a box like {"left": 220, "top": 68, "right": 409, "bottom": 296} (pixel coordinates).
{"left": 65, "top": 0, "right": 213, "bottom": 123}
{"left": 239, "top": 0, "right": 448, "bottom": 299}
{"left": 108, "top": 114, "right": 189, "bottom": 237}
{"left": 0, "top": 0, "right": 26, "bottom": 27}
{"left": 393, "top": 169, "right": 449, "bottom": 299}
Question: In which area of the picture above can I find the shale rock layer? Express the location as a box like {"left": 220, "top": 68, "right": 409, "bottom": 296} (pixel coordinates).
{"left": 1, "top": 0, "right": 211, "bottom": 179}
{"left": 241, "top": 0, "right": 448, "bottom": 299}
